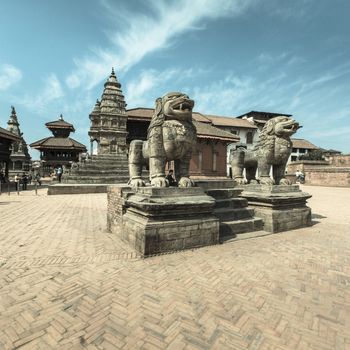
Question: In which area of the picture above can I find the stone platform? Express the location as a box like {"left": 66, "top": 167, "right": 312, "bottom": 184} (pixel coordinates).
{"left": 195, "top": 179, "right": 263, "bottom": 239}
{"left": 240, "top": 184, "right": 312, "bottom": 233}
{"left": 47, "top": 183, "right": 111, "bottom": 195}
{"left": 107, "top": 185, "right": 219, "bottom": 256}
{"left": 63, "top": 154, "right": 130, "bottom": 184}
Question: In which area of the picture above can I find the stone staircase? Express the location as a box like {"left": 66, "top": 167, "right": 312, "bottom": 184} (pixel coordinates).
{"left": 63, "top": 154, "right": 130, "bottom": 184}
{"left": 195, "top": 180, "right": 264, "bottom": 241}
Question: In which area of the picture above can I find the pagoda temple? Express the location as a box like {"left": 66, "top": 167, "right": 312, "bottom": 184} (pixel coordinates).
{"left": 30, "top": 115, "right": 86, "bottom": 176}
{"left": 6, "top": 106, "right": 31, "bottom": 178}
{"left": 64, "top": 68, "right": 129, "bottom": 183}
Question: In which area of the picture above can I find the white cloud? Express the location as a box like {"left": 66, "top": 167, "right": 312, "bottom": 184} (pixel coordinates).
{"left": 192, "top": 74, "right": 255, "bottom": 115}
{"left": 0, "top": 64, "right": 22, "bottom": 91}
{"left": 125, "top": 68, "right": 201, "bottom": 106}
{"left": 66, "top": 0, "right": 257, "bottom": 90}
{"left": 20, "top": 74, "right": 64, "bottom": 112}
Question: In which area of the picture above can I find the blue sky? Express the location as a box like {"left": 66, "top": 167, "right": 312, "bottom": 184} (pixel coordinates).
{"left": 1, "top": 0, "right": 350, "bottom": 158}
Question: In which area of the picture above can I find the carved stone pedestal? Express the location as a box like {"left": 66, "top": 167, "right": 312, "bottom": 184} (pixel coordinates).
{"left": 107, "top": 185, "right": 219, "bottom": 256}
{"left": 240, "top": 184, "right": 312, "bottom": 233}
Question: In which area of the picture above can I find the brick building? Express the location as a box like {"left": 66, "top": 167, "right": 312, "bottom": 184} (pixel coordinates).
{"left": 126, "top": 108, "right": 239, "bottom": 178}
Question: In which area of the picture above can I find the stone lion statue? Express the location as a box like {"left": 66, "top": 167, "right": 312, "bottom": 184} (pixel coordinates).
{"left": 231, "top": 116, "right": 300, "bottom": 185}
{"left": 128, "top": 92, "right": 196, "bottom": 188}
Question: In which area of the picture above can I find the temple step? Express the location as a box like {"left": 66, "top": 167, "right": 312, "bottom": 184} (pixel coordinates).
{"left": 70, "top": 169, "right": 129, "bottom": 175}
{"left": 214, "top": 207, "right": 255, "bottom": 221}
{"left": 206, "top": 188, "right": 242, "bottom": 199}
{"left": 219, "top": 217, "right": 264, "bottom": 237}
{"left": 214, "top": 197, "right": 249, "bottom": 209}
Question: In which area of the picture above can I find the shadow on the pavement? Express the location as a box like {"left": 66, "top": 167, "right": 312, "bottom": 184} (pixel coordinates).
{"left": 311, "top": 212, "right": 327, "bottom": 226}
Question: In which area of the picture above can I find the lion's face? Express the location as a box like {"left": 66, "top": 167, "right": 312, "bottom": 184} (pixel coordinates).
{"left": 162, "top": 92, "right": 194, "bottom": 121}
{"left": 267, "top": 116, "right": 300, "bottom": 137}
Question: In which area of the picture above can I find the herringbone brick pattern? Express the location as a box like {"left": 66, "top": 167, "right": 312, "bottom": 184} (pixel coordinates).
{"left": 0, "top": 186, "right": 350, "bottom": 349}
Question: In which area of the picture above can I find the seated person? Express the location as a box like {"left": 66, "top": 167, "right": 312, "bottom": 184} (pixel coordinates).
{"left": 166, "top": 169, "right": 177, "bottom": 187}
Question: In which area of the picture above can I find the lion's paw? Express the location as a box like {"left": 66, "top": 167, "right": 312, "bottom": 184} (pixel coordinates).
{"left": 151, "top": 176, "right": 169, "bottom": 187}
{"left": 259, "top": 176, "right": 275, "bottom": 185}
{"left": 178, "top": 177, "right": 194, "bottom": 188}
{"left": 128, "top": 178, "right": 146, "bottom": 188}
{"left": 279, "top": 178, "right": 292, "bottom": 185}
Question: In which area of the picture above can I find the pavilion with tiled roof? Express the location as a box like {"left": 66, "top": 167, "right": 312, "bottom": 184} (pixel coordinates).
{"left": 30, "top": 114, "right": 86, "bottom": 176}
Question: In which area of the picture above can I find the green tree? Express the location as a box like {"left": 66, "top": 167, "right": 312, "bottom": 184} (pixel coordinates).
{"left": 299, "top": 149, "right": 324, "bottom": 161}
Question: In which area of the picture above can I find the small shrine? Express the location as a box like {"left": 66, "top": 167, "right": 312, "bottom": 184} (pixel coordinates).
{"left": 30, "top": 114, "right": 86, "bottom": 176}
{"left": 6, "top": 106, "right": 31, "bottom": 178}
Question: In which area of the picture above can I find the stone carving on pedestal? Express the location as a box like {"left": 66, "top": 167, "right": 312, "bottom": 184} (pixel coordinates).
{"left": 230, "top": 116, "right": 312, "bottom": 233}
{"left": 231, "top": 116, "right": 300, "bottom": 185}
{"left": 128, "top": 92, "right": 196, "bottom": 188}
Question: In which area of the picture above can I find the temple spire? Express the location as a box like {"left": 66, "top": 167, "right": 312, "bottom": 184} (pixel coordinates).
{"left": 90, "top": 99, "right": 101, "bottom": 115}
{"left": 88, "top": 67, "right": 128, "bottom": 156}
{"left": 6, "top": 106, "right": 31, "bottom": 170}
{"left": 7, "top": 105, "right": 20, "bottom": 134}
{"left": 100, "top": 67, "right": 125, "bottom": 113}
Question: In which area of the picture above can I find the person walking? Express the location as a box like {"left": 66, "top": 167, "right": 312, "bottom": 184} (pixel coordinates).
{"left": 14, "top": 173, "right": 20, "bottom": 191}
{"left": 57, "top": 167, "right": 63, "bottom": 183}
{"left": 21, "top": 173, "right": 28, "bottom": 190}
{"left": 35, "top": 173, "right": 42, "bottom": 186}
{"left": 0, "top": 171, "right": 5, "bottom": 184}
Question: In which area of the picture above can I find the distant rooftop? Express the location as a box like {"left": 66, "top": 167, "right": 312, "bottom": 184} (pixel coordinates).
{"left": 193, "top": 121, "right": 239, "bottom": 142}
{"left": 237, "top": 111, "right": 292, "bottom": 121}
{"left": 126, "top": 108, "right": 239, "bottom": 143}
{"left": 0, "top": 127, "right": 21, "bottom": 142}
{"left": 291, "top": 138, "right": 319, "bottom": 149}
{"left": 206, "top": 115, "right": 257, "bottom": 129}
{"left": 127, "top": 108, "right": 212, "bottom": 124}
{"left": 127, "top": 108, "right": 256, "bottom": 128}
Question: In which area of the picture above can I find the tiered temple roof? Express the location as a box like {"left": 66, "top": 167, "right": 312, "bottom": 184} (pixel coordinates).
{"left": 30, "top": 114, "right": 86, "bottom": 151}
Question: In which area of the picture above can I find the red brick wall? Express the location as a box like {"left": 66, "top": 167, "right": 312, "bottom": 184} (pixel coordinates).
{"left": 190, "top": 140, "right": 227, "bottom": 178}
{"left": 327, "top": 155, "right": 350, "bottom": 167}
{"left": 306, "top": 169, "right": 350, "bottom": 187}
{"left": 287, "top": 161, "right": 350, "bottom": 187}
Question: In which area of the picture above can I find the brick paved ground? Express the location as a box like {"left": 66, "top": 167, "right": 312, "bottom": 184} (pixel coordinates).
{"left": 0, "top": 186, "right": 349, "bottom": 349}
